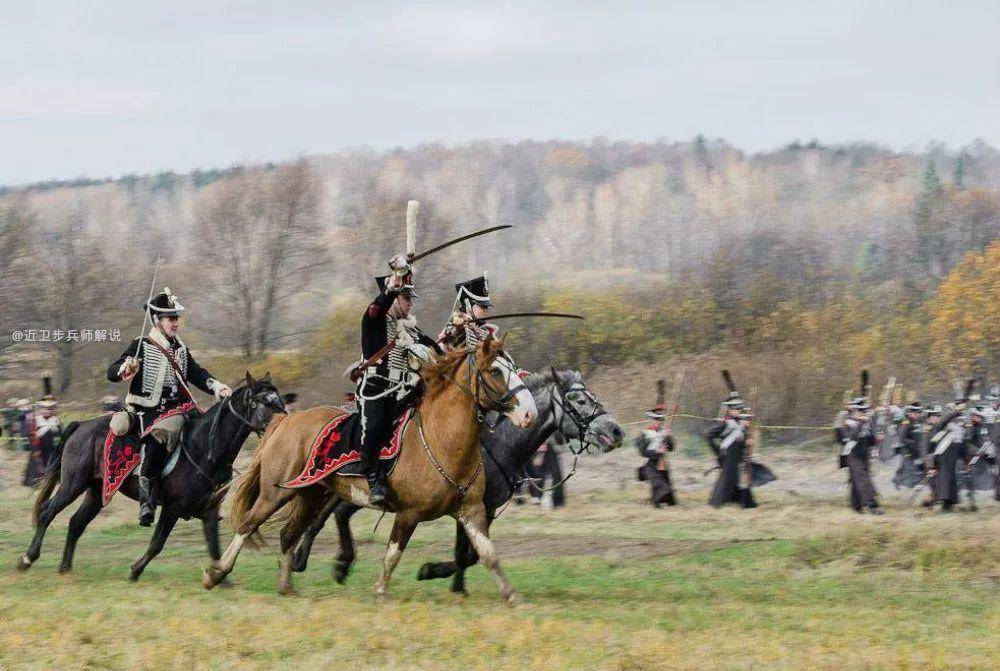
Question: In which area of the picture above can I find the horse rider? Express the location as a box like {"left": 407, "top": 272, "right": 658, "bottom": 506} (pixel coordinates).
{"left": 355, "top": 255, "right": 442, "bottom": 506}
{"left": 439, "top": 274, "right": 498, "bottom": 352}
{"left": 107, "top": 288, "right": 232, "bottom": 526}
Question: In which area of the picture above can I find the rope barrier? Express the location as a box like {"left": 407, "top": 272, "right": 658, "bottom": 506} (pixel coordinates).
{"left": 623, "top": 412, "right": 834, "bottom": 431}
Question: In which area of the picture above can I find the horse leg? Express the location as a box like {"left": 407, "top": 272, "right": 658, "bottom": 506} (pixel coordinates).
{"left": 203, "top": 488, "right": 295, "bottom": 589}
{"left": 19, "top": 479, "right": 87, "bottom": 571}
{"left": 58, "top": 485, "right": 103, "bottom": 574}
{"left": 128, "top": 507, "right": 179, "bottom": 581}
{"left": 450, "top": 521, "right": 482, "bottom": 595}
{"left": 291, "top": 495, "right": 337, "bottom": 573}
{"left": 458, "top": 504, "right": 521, "bottom": 606}
{"left": 199, "top": 506, "right": 231, "bottom": 588}
{"left": 332, "top": 500, "right": 361, "bottom": 584}
{"left": 277, "top": 489, "right": 326, "bottom": 596}
{"left": 416, "top": 518, "right": 461, "bottom": 583}
{"left": 372, "top": 513, "right": 419, "bottom": 603}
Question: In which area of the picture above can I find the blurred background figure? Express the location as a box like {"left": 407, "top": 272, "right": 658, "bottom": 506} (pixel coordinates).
{"left": 101, "top": 394, "right": 124, "bottom": 413}
{"left": 523, "top": 431, "right": 567, "bottom": 508}
{"left": 281, "top": 393, "right": 299, "bottom": 413}
{"left": 23, "top": 378, "right": 61, "bottom": 486}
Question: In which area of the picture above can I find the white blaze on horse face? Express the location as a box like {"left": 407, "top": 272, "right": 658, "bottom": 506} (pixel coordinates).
{"left": 493, "top": 357, "right": 536, "bottom": 428}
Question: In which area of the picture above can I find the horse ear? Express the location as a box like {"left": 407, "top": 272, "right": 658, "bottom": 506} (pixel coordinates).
{"left": 264, "top": 370, "right": 272, "bottom": 381}
{"left": 550, "top": 366, "right": 558, "bottom": 382}
{"left": 245, "top": 370, "right": 255, "bottom": 389}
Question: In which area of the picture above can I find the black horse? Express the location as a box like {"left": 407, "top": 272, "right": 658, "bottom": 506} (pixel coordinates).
{"left": 17, "top": 372, "right": 284, "bottom": 581}
{"left": 290, "top": 368, "right": 624, "bottom": 594}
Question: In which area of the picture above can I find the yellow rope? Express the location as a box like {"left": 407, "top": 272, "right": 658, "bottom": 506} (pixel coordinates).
{"left": 624, "top": 413, "right": 834, "bottom": 431}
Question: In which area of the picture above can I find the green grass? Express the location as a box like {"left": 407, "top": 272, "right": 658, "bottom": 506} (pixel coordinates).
{"left": 2, "top": 449, "right": 1000, "bottom": 670}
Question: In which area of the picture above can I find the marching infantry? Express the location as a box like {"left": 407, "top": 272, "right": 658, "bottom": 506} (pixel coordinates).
{"left": 636, "top": 380, "right": 678, "bottom": 507}
{"left": 705, "top": 370, "right": 758, "bottom": 509}
{"left": 836, "top": 371, "right": 882, "bottom": 514}
{"left": 107, "top": 288, "right": 232, "bottom": 526}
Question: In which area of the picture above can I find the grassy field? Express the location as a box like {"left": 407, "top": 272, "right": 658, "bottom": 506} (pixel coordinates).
{"left": 2, "top": 445, "right": 1000, "bottom": 671}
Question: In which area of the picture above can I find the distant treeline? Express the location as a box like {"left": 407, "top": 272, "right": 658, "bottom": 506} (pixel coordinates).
{"left": 1, "top": 138, "right": 998, "bottom": 425}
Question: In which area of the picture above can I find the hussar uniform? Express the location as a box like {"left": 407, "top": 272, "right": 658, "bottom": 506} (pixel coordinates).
{"left": 439, "top": 275, "right": 499, "bottom": 351}
{"left": 355, "top": 259, "right": 441, "bottom": 505}
{"left": 107, "top": 289, "right": 230, "bottom": 526}
{"left": 636, "top": 407, "right": 677, "bottom": 507}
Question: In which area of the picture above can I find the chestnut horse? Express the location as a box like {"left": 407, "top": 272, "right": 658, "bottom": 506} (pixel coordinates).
{"left": 202, "top": 335, "right": 537, "bottom": 604}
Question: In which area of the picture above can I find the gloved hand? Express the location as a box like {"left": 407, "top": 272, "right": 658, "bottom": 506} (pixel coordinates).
{"left": 209, "top": 379, "right": 232, "bottom": 399}
{"left": 407, "top": 343, "right": 433, "bottom": 363}
{"left": 388, "top": 253, "right": 412, "bottom": 278}
{"left": 118, "top": 356, "right": 141, "bottom": 380}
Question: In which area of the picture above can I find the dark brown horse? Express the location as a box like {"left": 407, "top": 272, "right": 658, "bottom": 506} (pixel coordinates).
{"left": 17, "top": 373, "right": 284, "bottom": 580}
{"left": 202, "top": 335, "right": 537, "bottom": 604}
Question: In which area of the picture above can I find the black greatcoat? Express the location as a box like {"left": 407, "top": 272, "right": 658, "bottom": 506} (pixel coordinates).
{"left": 706, "top": 419, "right": 753, "bottom": 507}
{"left": 838, "top": 416, "right": 878, "bottom": 510}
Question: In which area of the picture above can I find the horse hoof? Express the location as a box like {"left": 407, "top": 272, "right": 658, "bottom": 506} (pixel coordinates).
{"left": 451, "top": 588, "right": 469, "bottom": 598}
{"left": 128, "top": 570, "right": 141, "bottom": 582}
{"left": 16, "top": 555, "right": 32, "bottom": 572}
{"left": 374, "top": 591, "right": 389, "bottom": 604}
{"left": 505, "top": 591, "right": 525, "bottom": 607}
{"left": 218, "top": 576, "right": 234, "bottom": 589}
{"left": 202, "top": 564, "right": 224, "bottom": 590}
{"left": 416, "top": 564, "right": 433, "bottom": 581}
{"left": 333, "top": 562, "right": 351, "bottom": 584}
{"left": 58, "top": 565, "right": 73, "bottom": 575}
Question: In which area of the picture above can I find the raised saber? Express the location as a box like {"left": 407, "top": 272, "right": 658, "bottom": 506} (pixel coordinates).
{"left": 409, "top": 225, "right": 513, "bottom": 263}
{"left": 137, "top": 252, "right": 162, "bottom": 343}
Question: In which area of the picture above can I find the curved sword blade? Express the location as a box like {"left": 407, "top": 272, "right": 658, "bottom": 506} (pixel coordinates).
{"left": 410, "top": 225, "right": 513, "bottom": 263}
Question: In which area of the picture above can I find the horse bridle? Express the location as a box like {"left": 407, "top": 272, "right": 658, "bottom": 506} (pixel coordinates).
{"left": 547, "top": 371, "right": 611, "bottom": 455}
{"left": 449, "top": 349, "right": 525, "bottom": 424}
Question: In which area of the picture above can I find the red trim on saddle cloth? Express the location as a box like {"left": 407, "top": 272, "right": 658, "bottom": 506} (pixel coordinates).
{"left": 100, "top": 401, "right": 200, "bottom": 505}
{"left": 101, "top": 430, "right": 141, "bottom": 505}
{"left": 280, "top": 408, "right": 413, "bottom": 489}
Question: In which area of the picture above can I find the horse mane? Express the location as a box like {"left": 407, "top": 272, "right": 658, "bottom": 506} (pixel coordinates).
{"left": 522, "top": 368, "right": 582, "bottom": 392}
{"left": 420, "top": 349, "right": 473, "bottom": 400}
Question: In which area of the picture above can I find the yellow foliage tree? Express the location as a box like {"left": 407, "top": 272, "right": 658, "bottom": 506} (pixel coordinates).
{"left": 930, "top": 241, "right": 1000, "bottom": 374}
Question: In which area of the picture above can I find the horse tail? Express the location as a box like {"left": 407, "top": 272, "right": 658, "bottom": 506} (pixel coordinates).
{"left": 31, "top": 421, "right": 77, "bottom": 524}
{"left": 229, "top": 451, "right": 264, "bottom": 548}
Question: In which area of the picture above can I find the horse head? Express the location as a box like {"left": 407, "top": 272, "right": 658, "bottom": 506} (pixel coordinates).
{"left": 548, "top": 369, "right": 624, "bottom": 453}
{"left": 472, "top": 334, "right": 537, "bottom": 428}
{"left": 234, "top": 370, "right": 286, "bottom": 433}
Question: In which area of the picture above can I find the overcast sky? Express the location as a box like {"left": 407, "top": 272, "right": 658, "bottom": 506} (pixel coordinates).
{"left": 2, "top": 1, "right": 998, "bottom": 185}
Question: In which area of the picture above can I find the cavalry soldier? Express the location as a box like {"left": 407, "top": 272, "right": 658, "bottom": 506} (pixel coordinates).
{"left": 355, "top": 256, "right": 441, "bottom": 506}
{"left": 107, "top": 288, "right": 232, "bottom": 526}
{"left": 439, "top": 274, "right": 497, "bottom": 352}
{"left": 636, "top": 380, "right": 678, "bottom": 507}
{"left": 705, "top": 375, "right": 757, "bottom": 509}
{"left": 836, "top": 375, "right": 882, "bottom": 514}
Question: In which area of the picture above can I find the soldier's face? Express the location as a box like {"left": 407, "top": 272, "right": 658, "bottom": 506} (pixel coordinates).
{"left": 159, "top": 316, "right": 180, "bottom": 337}
{"left": 471, "top": 304, "right": 489, "bottom": 319}
{"left": 394, "top": 295, "right": 412, "bottom": 318}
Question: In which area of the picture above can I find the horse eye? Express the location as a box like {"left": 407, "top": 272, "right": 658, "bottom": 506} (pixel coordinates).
{"left": 491, "top": 369, "right": 504, "bottom": 378}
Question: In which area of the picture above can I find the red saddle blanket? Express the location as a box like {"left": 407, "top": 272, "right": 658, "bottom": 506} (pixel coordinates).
{"left": 101, "top": 431, "right": 142, "bottom": 505}
{"left": 281, "top": 408, "right": 413, "bottom": 489}
{"left": 101, "top": 402, "right": 199, "bottom": 505}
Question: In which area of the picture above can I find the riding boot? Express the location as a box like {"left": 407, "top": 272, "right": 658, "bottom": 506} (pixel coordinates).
{"left": 366, "top": 467, "right": 388, "bottom": 507}
{"left": 138, "top": 476, "right": 156, "bottom": 527}
{"left": 138, "top": 438, "right": 165, "bottom": 526}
